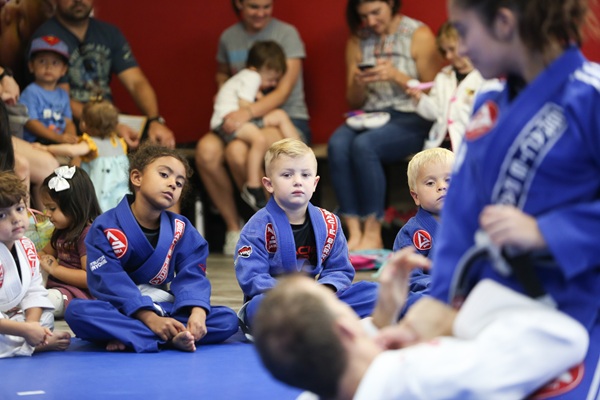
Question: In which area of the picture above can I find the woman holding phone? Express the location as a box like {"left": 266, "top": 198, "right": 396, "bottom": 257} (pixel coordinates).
{"left": 328, "top": 0, "right": 444, "bottom": 251}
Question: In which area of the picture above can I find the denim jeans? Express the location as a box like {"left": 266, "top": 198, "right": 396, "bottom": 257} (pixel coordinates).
{"left": 328, "top": 109, "right": 431, "bottom": 218}
{"left": 291, "top": 118, "right": 312, "bottom": 145}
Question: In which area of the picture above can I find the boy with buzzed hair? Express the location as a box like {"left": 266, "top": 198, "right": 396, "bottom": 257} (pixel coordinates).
{"left": 234, "top": 138, "right": 378, "bottom": 333}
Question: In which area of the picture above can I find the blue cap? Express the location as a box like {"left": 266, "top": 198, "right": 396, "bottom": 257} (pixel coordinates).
{"left": 29, "top": 36, "right": 70, "bottom": 61}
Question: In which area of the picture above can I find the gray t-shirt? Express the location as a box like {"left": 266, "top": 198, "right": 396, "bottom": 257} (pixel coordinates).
{"left": 217, "top": 18, "right": 309, "bottom": 120}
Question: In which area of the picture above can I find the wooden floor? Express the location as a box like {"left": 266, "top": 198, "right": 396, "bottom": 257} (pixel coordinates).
{"left": 56, "top": 253, "right": 378, "bottom": 333}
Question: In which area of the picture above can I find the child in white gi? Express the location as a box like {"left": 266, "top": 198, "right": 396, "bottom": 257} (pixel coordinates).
{"left": 211, "top": 40, "right": 301, "bottom": 210}
{"left": 253, "top": 249, "right": 589, "bottom": 400}
{"left": 0, "top": 171, "right": 71, "bottom": 358}
{"left": 235, "top": 139, "right": 378, "bottom": 332}
{"left": 65, "top": 143, "right": 239, "bottom": 352}
{"left": 38, "top": 166, "right": 102, "bottom": 318}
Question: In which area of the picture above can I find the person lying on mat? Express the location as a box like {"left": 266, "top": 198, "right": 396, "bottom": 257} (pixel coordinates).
{"left": 253, "top": 249, "right": 588, "bottom": 399}
{"left": 64, "top": 144, "right": 239, "bottom": 352}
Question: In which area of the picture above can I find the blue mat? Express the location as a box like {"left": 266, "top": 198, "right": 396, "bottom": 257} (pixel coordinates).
{"left": 0, "top": 338, "right": 301, "bottom": 400}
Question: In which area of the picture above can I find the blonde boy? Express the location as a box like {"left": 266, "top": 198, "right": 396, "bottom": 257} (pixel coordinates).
{"left": 234, "top": 139, "right": 378, "bottom": 332}
{"left": 394, "top": 147, "right": 455, "bottom": 256}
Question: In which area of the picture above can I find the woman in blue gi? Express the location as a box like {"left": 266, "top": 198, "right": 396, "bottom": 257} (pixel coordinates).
{"left": 65, "top": 144, "right": 239, "bottom": 352}
{"left": 378, "top": 0, "right": 600, "bottom": 398}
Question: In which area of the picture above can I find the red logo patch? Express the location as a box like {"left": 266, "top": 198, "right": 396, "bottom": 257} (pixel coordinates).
{"left": 412, "top": 230, "right": 432, "bottom": 251}
{"left": 265, "top": 223, "right": 277, "bottom": 253}
{"left": 42, "top": 35, "right": 61, "bottom": 45}
{"left": 19, "top": 238, "right": 38, "bottom": 275}
{"left": 104, "top": 229, "right": 128, "bottom": 258}
{"left": 319, "top": 209, "right": 338, "bottom": 264}
{"left": 530, "top": 364, "right": 584, "bottom": 399}
{"left": 465, "top": 100, "right": 498, "bottom": 141}
{"left": 238, "top": 245, "right": 252, "bottom": 258}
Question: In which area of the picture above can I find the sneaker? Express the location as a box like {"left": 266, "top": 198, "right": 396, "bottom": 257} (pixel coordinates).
{"left": 241, "top": 185, "right": 268, "bottom": 211}
{"left": 223, "top": 230, "right": 241, "bottom": 256}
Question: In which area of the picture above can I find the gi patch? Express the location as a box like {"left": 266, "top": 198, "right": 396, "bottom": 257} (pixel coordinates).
{"left": 20, "top": 238, "right": 37, "bottom": 275}
{"left": 465, "top": 100, "right": 498, "bottom": 141}
{"left": 150, "top": 219, "right": 185, "bottom": 285}
{"left": 104, "top": 228, "right": 128, "bottom": 258}
{"left": 238, "top": 245, "right": 252, "bottom": 258}
{"left": 265, "top": 223, "right": 277, "bottom": 253}
{"left": 530, "top": 364, "right": 584, "bottom": 399}
{"left": 0, "top": 264, "right": 4, "bottom": 288}
{"left": 319, "top": 208, "right": 338, "bottom": 264}
{"left": 412, "top": 230, "right": 432, "bottom": 251}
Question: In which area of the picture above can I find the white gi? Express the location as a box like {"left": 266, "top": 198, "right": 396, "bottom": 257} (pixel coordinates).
{"left": 0, "top": 239, "right": 54, "bottom": 358}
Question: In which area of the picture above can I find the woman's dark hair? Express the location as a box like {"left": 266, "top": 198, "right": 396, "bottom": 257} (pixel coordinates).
{"left": 452, "top": 0, "right": 595, "bottom": 50}
{"left": 346, "top": 0, "right": 401, "bottom": 35}
{"left": 41, "top": 167, "right": 102, "bottom": 251}
{"left": 0, "top": 102, "right": 15, "bottom": 172}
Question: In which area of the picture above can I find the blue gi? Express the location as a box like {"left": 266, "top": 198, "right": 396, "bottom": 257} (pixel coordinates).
{"left": 392, "top": 207, "right": 439, "bottom": 316}
{"left": 429, "top": 47, "right": 600, "bottom": 399}
{"left": 65, "top": 196, "right": 239, "bottom": 352}
{"left": 235, "top": 199, "right": 378, "bottom": 327}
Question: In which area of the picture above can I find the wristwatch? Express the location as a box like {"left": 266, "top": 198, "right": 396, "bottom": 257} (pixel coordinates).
{"left": 147, "top": 115, "right": 166, "bottom": 125}
{"left": 0, "top": 67, "right": 13, "bottom": 80}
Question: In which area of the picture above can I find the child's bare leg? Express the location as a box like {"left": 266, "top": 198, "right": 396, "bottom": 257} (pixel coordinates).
{"left": 34, "top": 331, "right": 71, "bottom": 353}
{"left": 263, "top": 109, "right": 301, "bottom": 140}
{"left": 235, "top": 123, "right": 270, "bottom": 187}
{"left": 344, "top": 216, "right": 363, "bottom": 251}
{"left": 171, "top": 331, "right": 196, "bottom": 352}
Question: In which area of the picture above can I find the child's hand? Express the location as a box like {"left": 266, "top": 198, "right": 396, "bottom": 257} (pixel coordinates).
{"left": 39, "top": 255, "right": 58, "bottom": 275}
{"left": 187, "top": 307, "right": 208, "bottom": 342}
{"left": 136, "top": 310, "right": 186, "bottom": 341}
{"left": 22, "top": 322, "right": 52, "bottom": 347}
{"left": 479, "top": 205, "right": 546, "bottom": 251}
{"left": 60, "top": 133, "right": 78, "bottom": 144}
{"left": 371, "top": 248, "right": 431, "bottom": 328}
{"left": 405, "top": 87, "right": 423, "bottom": 101}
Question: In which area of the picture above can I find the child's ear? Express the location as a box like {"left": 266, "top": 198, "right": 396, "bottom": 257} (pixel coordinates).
{"left": 130, "top": 169, "right": 143, "bottom": 190}
{"left": 28, "top": 61, "right": 35, "bottom": 73}
{"left": 79, "top": 120, "right": 87, "bottom": 132}
{"left": 410, "top": 189, "right": 420, "bottom": 206}
{"left": 262, "top": 176, "right": 274, "bottom": 194}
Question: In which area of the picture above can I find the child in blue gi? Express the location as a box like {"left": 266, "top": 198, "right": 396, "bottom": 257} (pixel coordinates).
{"left": 235, "top": 138, "right": 379, "bottom": 331}
{"left": 392, "top": 147, "right": 455, "bottom": 315}
{"left": 0, "top": 171, "right": 71, "bottom": 358}
{"left": 393, "top": 147, "right": 455, "bottom": 256}
{"left": 20, "top": 35, "right": 77, "bottom": 145}
{"left": 380, "top": 0, "right": 600, "bottom": 398}
{"left": 65, "top": 144, "right": 239, "bottom": 352}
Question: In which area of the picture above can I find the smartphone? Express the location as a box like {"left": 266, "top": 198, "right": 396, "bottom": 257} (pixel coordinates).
{"left": 358, "top": 62, "right": 375, "bottom": 71}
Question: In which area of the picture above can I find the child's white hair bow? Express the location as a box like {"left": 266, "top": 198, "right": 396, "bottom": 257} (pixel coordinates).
{"left": 48, "top": 166, "right": 76, "bottom": 192}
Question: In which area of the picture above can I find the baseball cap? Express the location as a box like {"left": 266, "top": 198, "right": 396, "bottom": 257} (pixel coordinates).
{"left": 29, "top": 35, "right": 70, "bottom": 61}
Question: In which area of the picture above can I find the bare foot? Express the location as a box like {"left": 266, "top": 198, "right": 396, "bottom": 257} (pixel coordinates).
{"left": 106, "top": 339, "right": 127, "bottom": 352}
{"left": 171, "top": 331, "right": 196, "bottom": 352}
{"left": 35, "top": 331, "right": 71, "bottom": 353}
{"left": 346, "top": 235, "right": 362, "bottom": 252}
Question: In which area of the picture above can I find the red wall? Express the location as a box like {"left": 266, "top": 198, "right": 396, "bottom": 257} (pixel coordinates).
{"left": 96, "top": 1, "right": 600, "bottom": 145}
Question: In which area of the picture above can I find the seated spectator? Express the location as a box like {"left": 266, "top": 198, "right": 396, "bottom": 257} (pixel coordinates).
{"left": 20, "top": 35, "right": 77, "bottom": 145}
{"left": 1, "top": 65, "right": 59, "bottom": 209}
{"left": 328, "top": 0, "right": 444, "bottom": 252}
{"left": 408, "top": 21, "right": 487, "bottom": 151}
{"left": 31, "top": 0, "right": 175, "bottom": 148}
{"left": 33, "top": 101, "right": 130, "bottom": 212}
{"left": 253, "top": 251, "right": 588, "bottom": 399}
{"left": 195, "top": 0, "right": 310, "bottom": 255}
{"left": 211, "top": 40, "right": 300, "bottom": 210}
